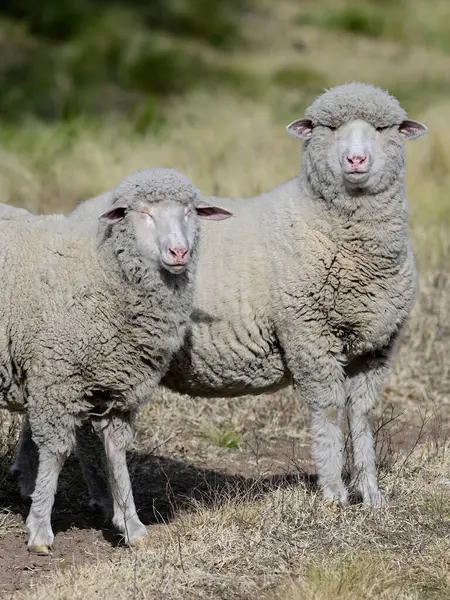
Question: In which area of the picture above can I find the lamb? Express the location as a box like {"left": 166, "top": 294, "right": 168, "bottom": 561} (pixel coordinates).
{"left": 13, "top": 82, "right": 427, "bottom": 511}
{"left": 1, "top": 167, "right": 232, "bottom": 554}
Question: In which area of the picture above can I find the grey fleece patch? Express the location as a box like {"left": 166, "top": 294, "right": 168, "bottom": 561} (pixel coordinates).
{"left": 304, "top": 82, "right": 407, "bottom": 128}
{"left": 113, "top": 168, "right": 200, "bottom": 206}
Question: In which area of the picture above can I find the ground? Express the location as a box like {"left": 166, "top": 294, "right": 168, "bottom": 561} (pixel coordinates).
{"left": 0, "top": 1, "right": 449, "bottom": 598}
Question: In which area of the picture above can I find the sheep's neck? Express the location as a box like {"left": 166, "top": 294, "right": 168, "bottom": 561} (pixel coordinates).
{"left": 298, "top": 173, "right": 411, "bottom": 262}
{"left": 98, "top": 237, "right": 195, "bottom": 322}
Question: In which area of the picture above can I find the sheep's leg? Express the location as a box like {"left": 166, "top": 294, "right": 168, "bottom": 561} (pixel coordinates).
{"left": 10, "top": 415, "right": 39, "bottom": 501}
{"left": 309, "top": 404, "right": 348, "bottom": 506}
{"left": 26, "top": 444, "right": 68, "bottom": 554}
{"left": 75, "top": 422, "right": 112, "bottom": 518}
{"left": 346, "top": 400, "right": 383, "bottom": 506}
{"left": 24, "top": 382, "right": 77, "bottom": 554}
{"left": 345, "top": 346, "right": 395, "bottom": 507}
{"left": 98, "top": 413, "right": 147, "bottom": 546}
{"left": 287, "top": 343, "right": 348, "bottom": 506}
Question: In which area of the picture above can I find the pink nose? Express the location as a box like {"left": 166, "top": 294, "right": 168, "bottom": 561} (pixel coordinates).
{"left": 168, "top": 247, "right": 189, "bottom": 264}
{"left": 345, "top": 155, "right": 368, "bottom": 168}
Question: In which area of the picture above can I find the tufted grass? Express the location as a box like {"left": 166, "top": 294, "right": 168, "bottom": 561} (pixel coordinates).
{"left": 0, "top": 0, "right": 449, "bottom": 598}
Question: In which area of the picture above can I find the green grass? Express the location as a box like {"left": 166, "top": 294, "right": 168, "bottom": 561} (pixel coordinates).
{"left": 389, "top": 79, "right": 450, "bottom": 114}
{"left": 297, "top": 3, "right": 390, "bottom": 38}
{"left": 272, "top": 66, "right": 326, "bottom": 90}
{"left": 296, "top": 0, "right": 450, "bottom": 53}
{"left": 203, "top": 427, "right": 241, "bottom": 449}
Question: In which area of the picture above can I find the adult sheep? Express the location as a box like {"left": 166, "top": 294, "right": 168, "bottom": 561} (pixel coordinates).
{"left": 1, "top": 168, "right": 231, "bottom": 554}
{"left": 14, "top": 82, "right": 427, "bottom": 510}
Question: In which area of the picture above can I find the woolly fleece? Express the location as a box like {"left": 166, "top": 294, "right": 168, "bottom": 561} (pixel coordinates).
{"left": 1, "top": 168, "right": 201, "bottom": 550}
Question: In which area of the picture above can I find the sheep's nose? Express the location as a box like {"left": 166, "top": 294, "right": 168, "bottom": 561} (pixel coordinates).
{"left": 345, "top": 155, "right": 368, "bottom": 168}
{"left": 168, "top": 246, "right": 189, "bottom": 264}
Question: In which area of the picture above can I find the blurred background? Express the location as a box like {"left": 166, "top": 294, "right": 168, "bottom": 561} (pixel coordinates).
{"left": 0, "top": 0, "right": 449, "bottom": 262}
{"left": 0, "top": 4, "right": 449, "bottom": 596}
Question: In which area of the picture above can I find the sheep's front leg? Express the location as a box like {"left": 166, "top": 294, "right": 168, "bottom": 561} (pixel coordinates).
{"left": 24, "top": 382, "right": 77, "bottom": 554}
{"left": 345, "top": 344, "right": 396, "bottom": 507}
{"left": 285, "top": 338, "right": 348, "bottom": 506}
{"left": 98, "top": 413, "right": 147, "bottom": 546}
{"left": 26, "top": 445, "right": 67, "bottom": 554}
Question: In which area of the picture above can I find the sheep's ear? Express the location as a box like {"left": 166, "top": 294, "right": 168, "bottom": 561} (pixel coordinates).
{"left": 98, "top": 203, "right": 128, "bottom": 223}
{"left": 286, "top": 118, "right": 313, "bottom": 140}
{"left": 398, "top": 119, "right": 427, "bottom": 140}
{"left": 196, "top": 201, "right": 233, "bottom": 221}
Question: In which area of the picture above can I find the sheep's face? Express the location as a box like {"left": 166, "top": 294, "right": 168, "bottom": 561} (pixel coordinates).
{"left": 286, "top": 116, "right": 427, "bottom": 195}
{"left": 100, "top": 197, "right": 232, "bottom": 275}
{"left": 133, "top": 201, "right": 199, "bottom": 275}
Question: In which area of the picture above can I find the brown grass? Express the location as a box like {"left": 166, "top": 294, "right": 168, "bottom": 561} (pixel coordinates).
{"left": 0, "top": 1, "right": 449, "bottom": 598}
{"left": 9, "top": 440, "right": 450, "bottom": 600}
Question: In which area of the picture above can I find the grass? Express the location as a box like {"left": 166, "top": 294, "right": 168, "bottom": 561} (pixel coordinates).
{"left": 0, "top": 0, "right": 449, "bottom": 598}
{"left": 203, "top": 427, "right": 241, "bottom": 449}
{"left": 297, "top": 3, "right": 391, "bottom": 39}
{"left": 296, "top": 0, "right": 450, "bottom": 53}
{"left": 8, "top": 441, "right": 450, "bottom": 599}
{"left": 272, "top": 66, "right": 326, "bottom": 90}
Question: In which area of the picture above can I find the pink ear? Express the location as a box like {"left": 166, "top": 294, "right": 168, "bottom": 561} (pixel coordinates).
{"left": 398, "top": 119, "right": 427, "bottom": 140}
{"left": 286, "top": 118, "right": 314, "bottom": 140}
{"left": 98, "top": 206, "right": 127, "bottom": 223}
{"left": 196, "top": 202, "right": 233, "bottom": 221}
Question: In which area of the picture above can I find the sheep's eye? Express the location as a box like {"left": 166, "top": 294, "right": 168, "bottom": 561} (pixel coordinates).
{"left": 328, "top": 126, "right": 336, "bottom": 131}
{"left": 376, "top": 126, "right": 389, "bottom": 132}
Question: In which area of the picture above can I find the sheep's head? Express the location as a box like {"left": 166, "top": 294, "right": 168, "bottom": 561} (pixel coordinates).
{"left": 98, "top": 168, "right": 232, "bottom": 275}
{"left": 286, "top": 82, "right": 427, "bottom": 196}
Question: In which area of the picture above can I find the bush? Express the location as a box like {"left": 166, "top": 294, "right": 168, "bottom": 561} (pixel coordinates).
{"left": 0, "top": 0, "right": 247, "bottom": 120}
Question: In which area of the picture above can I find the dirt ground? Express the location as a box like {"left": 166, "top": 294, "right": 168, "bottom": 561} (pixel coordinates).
{"left": 0, "top": 389, "right": 446, "bottom": 597}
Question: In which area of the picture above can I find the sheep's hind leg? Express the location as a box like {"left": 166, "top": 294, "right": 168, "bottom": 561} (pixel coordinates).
{"left": 97, "top": 413, "right": 147, "bottom": 546}
{"left": 10, "top": 415, "right": 39, "bottom": 501}
{"left": 75, "top": 422, "right": 112, "bottom": 518}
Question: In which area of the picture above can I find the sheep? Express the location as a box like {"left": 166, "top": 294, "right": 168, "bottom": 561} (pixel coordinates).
{"left": 13, "top": 82, "right": 427, "bottom": 511}
{"left": 1, "top": 167, "right": 232, "bottom": 554}
{"left": 0, "top": 203, "right": 32, "bottom": 218}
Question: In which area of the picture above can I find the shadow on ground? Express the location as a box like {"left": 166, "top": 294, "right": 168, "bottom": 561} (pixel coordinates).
{"left": 0, "top": 449, "right": 318, "bottom": 540}
{"left": 0, "top": 448, "right": 317, "bottom": 594}
{"left": 0, "top": 407, "right": 446, "bottom": 594}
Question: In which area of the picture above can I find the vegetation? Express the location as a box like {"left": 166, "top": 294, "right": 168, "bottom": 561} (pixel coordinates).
{"left": 0, "top": 0, "right": 449, "bottom": 598}
{"left": 0, "top": 0, "right": 247, "bottom": 120}
{"left": 203, "top": 426, "right": 241, "bottom": 449}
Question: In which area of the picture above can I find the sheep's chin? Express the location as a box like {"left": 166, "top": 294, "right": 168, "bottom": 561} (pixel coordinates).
{"left": 343, "top": 171, "right": 371, "bottom": 188}
{"left": 161, "top": 262, "right": 187, "bottom": 275}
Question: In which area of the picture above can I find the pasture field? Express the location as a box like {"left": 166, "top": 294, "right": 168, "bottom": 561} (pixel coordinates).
{"left": 0, "top": 1, "right": 449, "bottom": 598}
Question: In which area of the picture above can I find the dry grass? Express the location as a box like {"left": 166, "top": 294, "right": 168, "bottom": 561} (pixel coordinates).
{"left": 0, "top": 0, "right": 449, "bottom": 598}
{"left": 9, "top": 441, "right": 450, "bottom": 600}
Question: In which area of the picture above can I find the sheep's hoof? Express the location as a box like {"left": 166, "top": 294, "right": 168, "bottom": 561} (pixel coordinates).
{"left": 28, "top": 544, "right": 52, "bottom": 556}
{"left": 128, "top": 535, "right": 147, "bottom": 549}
